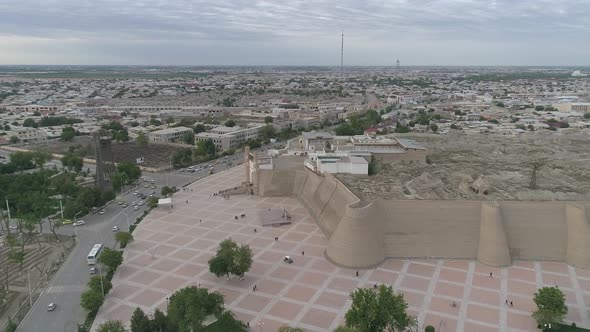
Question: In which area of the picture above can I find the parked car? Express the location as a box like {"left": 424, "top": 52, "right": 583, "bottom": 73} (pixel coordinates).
{"left": 47, "top": 303, "right": 57, "bottom": 311}
{"left": 283, "top": 256, "right": 293, "bottom": 264}
{"left": 89, "top": 267, "right": 97, "bottom": 274}
{"left": 73, "top": 220, "right": 85, "bottom": 226}
{"left": 117, "top": 201, "right": 124, "bottom": 205}
{"left": 122, "top": 204, "right": 128, "bottom": 208}
{"left": 112, "top": 226, "right": 120, "bottom": 232}
{"left": 99, "top": 210, "right": 105, "bottom": 215}
{"left": 133, "top": 206, "right": 140, "bottom": 211}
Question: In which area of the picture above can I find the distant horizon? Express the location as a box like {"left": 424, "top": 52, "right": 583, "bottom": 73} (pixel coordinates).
{"left": 0, "top": 64, "right": 589, "bottom": 69}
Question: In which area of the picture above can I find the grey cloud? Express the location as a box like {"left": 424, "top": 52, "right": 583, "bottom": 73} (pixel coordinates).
{"left": 0, "top": 0, "right": 588, "bottom": 65}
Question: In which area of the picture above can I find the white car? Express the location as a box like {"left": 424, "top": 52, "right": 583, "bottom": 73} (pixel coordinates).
{"left": 9, "top": 224, "right": 17, "bottom": 230}
{"left": 138, "top": 201, "right": 144, "bottom": 206}
{"left": 99, "top": 210, "right": 105, "bottom": 215}
{"left": 89, "top": 267, "right": 97, "bottom": 274}
{"left": 133, "top": 206, "right": 140, "bottom": 211}
{"left": 47, "top": 303, "right": 57, "bottom": 311}
{"left": 73, "top": 220, "right": 85, "bottom": 226}
{"left": 112, "top": 226, "right": 120, "bottom": 232}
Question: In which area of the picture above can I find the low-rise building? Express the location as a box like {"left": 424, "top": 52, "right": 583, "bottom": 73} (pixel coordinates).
{"left": 148, "top": 126, "right": 193, "bottom": 143}
{"left": 195, "top": 125, "right": 263, "bottom": 151}
{"left": 8, "top": 127, "right": 48, "bottom": 143}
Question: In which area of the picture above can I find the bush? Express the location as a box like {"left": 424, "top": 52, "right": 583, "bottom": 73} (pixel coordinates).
{"left": 425, "top": 326, "right": 435, "bottom": 332}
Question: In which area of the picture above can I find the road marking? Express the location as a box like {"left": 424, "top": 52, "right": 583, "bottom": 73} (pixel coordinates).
{"left": 46, "top": 285, "right": 86, "bottom": 293}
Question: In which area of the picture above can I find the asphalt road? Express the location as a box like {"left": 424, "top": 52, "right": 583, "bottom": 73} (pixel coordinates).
{"left": 15, "top": 144, "right": 274, "bottom": 332}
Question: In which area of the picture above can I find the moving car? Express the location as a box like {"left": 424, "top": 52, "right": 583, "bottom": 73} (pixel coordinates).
{"left": 117, "top": 201, "right": 123, "bottom": 205}
{"left": 99, "top": 210, "right": 105, "bottom": 215}
{"left": 47, "top": 303, "right": 57, "bottom": 311}
{"left": 283, "top": 256, "right": 293, "bottom": 264}
{"left": 73, "top": 220, "right": 85, "bottom": 226}
{"left": 112, "top": 226, "right": 120, "bottom": 232}
{"left": 122, "top": 204, "right": 128, "bottom": 208}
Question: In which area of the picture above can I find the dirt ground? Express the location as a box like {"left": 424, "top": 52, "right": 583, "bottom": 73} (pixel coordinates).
{"left": 336, "top": 131, "right": 590, "bottom": 201}
{"left": 41, "top": 136, "right": 184, "bottom": 168}
{"left": 0, "top": 234, "right": 75, "bottom": 328}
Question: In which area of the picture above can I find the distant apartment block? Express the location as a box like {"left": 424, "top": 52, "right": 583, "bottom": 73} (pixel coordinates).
{"left": 195, "top": 125, "right": 262, "bottom": 151}
{"left": 6, "top": 105, "right": 61, "bottom": 114}
{"left": 554, "top": 102, "right": 590, "bottom": 113}
{"left": 8, "top": 127, "right": 48, "bottom": 143}
{"left": 148, "top": 126, "right": 193, "bottom": 143}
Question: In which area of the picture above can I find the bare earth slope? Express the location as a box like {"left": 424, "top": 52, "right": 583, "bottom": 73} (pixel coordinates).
{"left": 336, "top": 131, "right": 590, "bottom": 201}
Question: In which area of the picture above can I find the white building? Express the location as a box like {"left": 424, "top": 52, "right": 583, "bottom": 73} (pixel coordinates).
{"left": 305, "top": 151, "right": 368, "bottom": 175}
{"left": 148, "top": 126, "right": 193, "bottom": 143}
{"left": 195, "top": 125, "right": 263, "bottom": 151}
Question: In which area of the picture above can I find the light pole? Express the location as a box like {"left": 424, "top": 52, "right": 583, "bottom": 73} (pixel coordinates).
{"left": 165, "top": 296, "right": 169, "bottom": 309}
{"left": 121, "top": 211, "right": 130, "bottom": 230}
{"left": 27, "top": 264, "right": 34, "bottom": 307}
{"left": 59, "top": 200, "right": 64, "bottom": 221}
{"left": 257, "top": 321, "right": 264, "bottom": 332}
{"left": 97, "top": 264, "right": 105, "bottom": 296}
{"left": 73, "top": 211, "right": 83, "bottom": 236}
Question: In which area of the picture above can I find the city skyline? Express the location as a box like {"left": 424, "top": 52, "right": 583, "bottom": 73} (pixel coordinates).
{"left": 0, "top": 0, "right": 589, "bottom": 66}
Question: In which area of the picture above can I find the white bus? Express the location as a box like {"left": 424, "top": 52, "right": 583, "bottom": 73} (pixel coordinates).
{"left": 87, "top": 244, "right": 103, "bottom": 265}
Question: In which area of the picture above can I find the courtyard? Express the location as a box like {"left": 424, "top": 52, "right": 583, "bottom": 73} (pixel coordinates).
{"left": 92, "top": 166, "right": 590, "bottom": 332}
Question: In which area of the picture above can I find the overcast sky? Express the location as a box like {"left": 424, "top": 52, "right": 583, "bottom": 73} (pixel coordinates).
{"left": 0, "top": 0, "right": 589, "bottom": 66}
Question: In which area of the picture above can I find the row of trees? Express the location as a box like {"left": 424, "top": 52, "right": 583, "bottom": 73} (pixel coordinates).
{"left": 97, "top": 287, "right": 246, "bottom": 332}
{"left": 334, "top": 110, "right": 383, "bottom": 135}
{"left": 0, "top": 150, "right": 52, "bottom": 174}
{"left": 102, "top": 121, "right": 129, "bottom": 142}
{"left": 22, "top": 116, "right": 83, "bottom": 128}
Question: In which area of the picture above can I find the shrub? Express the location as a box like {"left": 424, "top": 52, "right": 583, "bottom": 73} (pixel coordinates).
{"left": 425, "top": 326, "right": 435, "bottom": 332}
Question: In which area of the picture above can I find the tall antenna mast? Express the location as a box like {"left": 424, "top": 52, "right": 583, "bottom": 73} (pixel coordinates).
{"left": 340, "top": 29, "right": 344, "bottom": 73}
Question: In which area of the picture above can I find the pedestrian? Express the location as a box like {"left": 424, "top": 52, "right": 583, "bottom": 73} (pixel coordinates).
{"left": 200, "top": 219, "right": 202, "bottom": 223}
{"left": 356, "top": 271, "right": 359, "bottom": 277}
{"left": 254, "top": 228, "right": 257, "bottom": 233}
{"left": 510, "top": 301, "right": 513, "bottom": 307}
{"left": 505, "top": 299, "right": 508, "bottom": 305}
{"left": 247, "top": 322, "right": 250, "bottom": 328}
{"left": 302, "top": 251, "right": 304, "bottom": 256}
{"left": 489, "top": 272, "right": 493, "bottom": 278}
{"left": 186, "top": 200, "right": 188, "bottom": 204}
{"left": 198, "top": 282, "right": 201, "bottom": 288}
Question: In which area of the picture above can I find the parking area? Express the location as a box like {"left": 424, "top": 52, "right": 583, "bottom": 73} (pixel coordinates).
{"left": 92, "top": 166, "right": 590, "bottom": 332}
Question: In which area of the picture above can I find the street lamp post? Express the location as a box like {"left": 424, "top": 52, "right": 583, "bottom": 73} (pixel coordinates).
{"left": 121, "top": 211, "right": 130, "bottom": 230}
{"left": 97, "top": 264, "right": 105, "bottom": 296}
{"left": 59, "top": 200, "right": 64, "bottom": 221}
{"left": 165, "top": 296, "right": 169, "bottom": 309}
{"left": 27, "top": 264, "right": 34, "bottom": 307}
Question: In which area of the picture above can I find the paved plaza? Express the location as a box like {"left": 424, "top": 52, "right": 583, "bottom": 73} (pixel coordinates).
{"left": 93, "top": 166, "right": 590, "bottom": 332}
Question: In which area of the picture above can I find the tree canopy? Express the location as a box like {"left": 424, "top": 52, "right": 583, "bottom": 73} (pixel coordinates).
{"left": 208, "top": 238, "right": 253, "bottom": 279}
{"left": 345, "top": 285, "right": 411, "bottom": 332}
{"left": 167, "top": 286, "right": 224, "bottom": 332}
{"left": 98, "top": 247, "right": 123, "bottom": 273}
{"left": 532, "top": 287, "right": 568, "bottom": 327}
{"left": 97, "top": 320, "right": 127, "bottom": 332}
{"left": 60, "top": 126, "right": 76, "bottom": 141}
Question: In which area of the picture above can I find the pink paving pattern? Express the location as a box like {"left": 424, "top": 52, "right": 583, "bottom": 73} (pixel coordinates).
{"left": 92, "top": 166, "right": 590, "bottom": 332}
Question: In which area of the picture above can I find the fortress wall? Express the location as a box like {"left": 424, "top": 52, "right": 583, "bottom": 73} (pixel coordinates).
{"left": 500, "top": 202, "right": 567, "bottom": 261}
{"left": 375, "top": 149, "right": 427, "bottom": 162}
{"left": 316, "top": 173, "right": 360, "bottom": 236}
{"left": 565, "top": 204, "right": 590, "bottom": 269}
{"left": 298, "top": 169, "right": 326, "bottom": 219}
{"left": 326, "top": 201, "right": 385, "bottom": 268}
{"left": 378, "top": 201, "right": 482, "bottom": 259}
{"left": 257, "top": 169, "right": 297, "bottom": 197}
{"left": 478, "top": 202, "right": 512, "bottom": 266}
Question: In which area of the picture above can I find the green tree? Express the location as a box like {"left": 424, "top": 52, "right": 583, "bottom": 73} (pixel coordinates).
{"left": 23, "top": 118, "right": 38, "bottom": 128}
{"left": 216, "top": 311, "right": 247, "bottom": 331}
{"left": 97, "top": 320, "right": 126, "bottom": 332}
{"left": 136, "top": 132, "right": 148, "bottom": 147}
{"left": 430, "top": 124, "right": 438, "bottom": 132}
{"left": 80, "top": 289, "right": 104, "bottom": 313}
{"left": 151, "top": 308, "right": 169, "bottom": 332}
{"left": 9, "top": 136, "right": 19, "bottom": 144}
{"left": 193, "top": 124, "right": 207, "bottom": 134}
{"left": 147, "top": 196, "right": 158, "bottom": 209}
{"left": 10, "top": 151, "right": 35, "bottom": 171}
{"left": 278, "top": 327, "right": 304, "bottom": 332}
{"left": 196, "top": 139, "right": 216, "bottom": 158}
{"left": 394, "top": 123, "right": 410, "bottom": 133}
{"left": 172, "top": 148, "right": 193, "bottom": 168}
{"left": 117, "top": 161, "right": 141, "bottom": 183}
{"left": 131, "top": 307, "right": 151, "bottom": 332}
{"left": 335, "top": 123, "right": 360, "bottom": 136}
{"left": 3, "top": 124, "right": 9, "bottom": 130}
{"left": 208, "top": 239, "right": 253, "bottom": 279}
{"left": 425, "top": 326, "right": 435, "bottom": 332}
{"left": 264, "top": 116, "right": 274, "bottom": 124}
{"left": 61, "top": 154, "right": 83, "bottom": 173}
{"left": 333, "top": 327, "right": 359, "bottom": 332}
{"left": 345, "top": 285, "right": 411, "bottom": 332}
{"left": 88, "top": 275, "right": 112, "bottom": 295}
{"left": 32, "top": 150, "right": 52, "bottom": 168}
{"left": 165, "top": 116, "right": 175, "bottom": 126}
{"left": 98, "top": 247, "right": 123, "bottom": 273}
{"left": 532, "top": 287, "right": 568, "bottom": 328}
{"left": 259, "top": 124, "right": 276, "bottom": 142}
{"left": 224, "top": 119, "right": 236, "bottom": 127}
{"left": 584, "top": 113, "right": 590, "bottom": 119}
{"left": 167, "top": 286, "right": 224, "bottom": 332}
{"left": 60, "top": 126, "right": 76, "bottom": 141}
{"left": 161, "top": 186, "right": 175, "bottom": 197}
{"left": 115, "top": 231, "right": 134, "bottom": 247}
{"left": 5, "top": 319, "right": 17, "bottom": 332}
{"left": 535, "top": 105, "right": 545, "bottom": 111}
{"left": 182, "top": 131, "right": 195, "bottom": 145}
